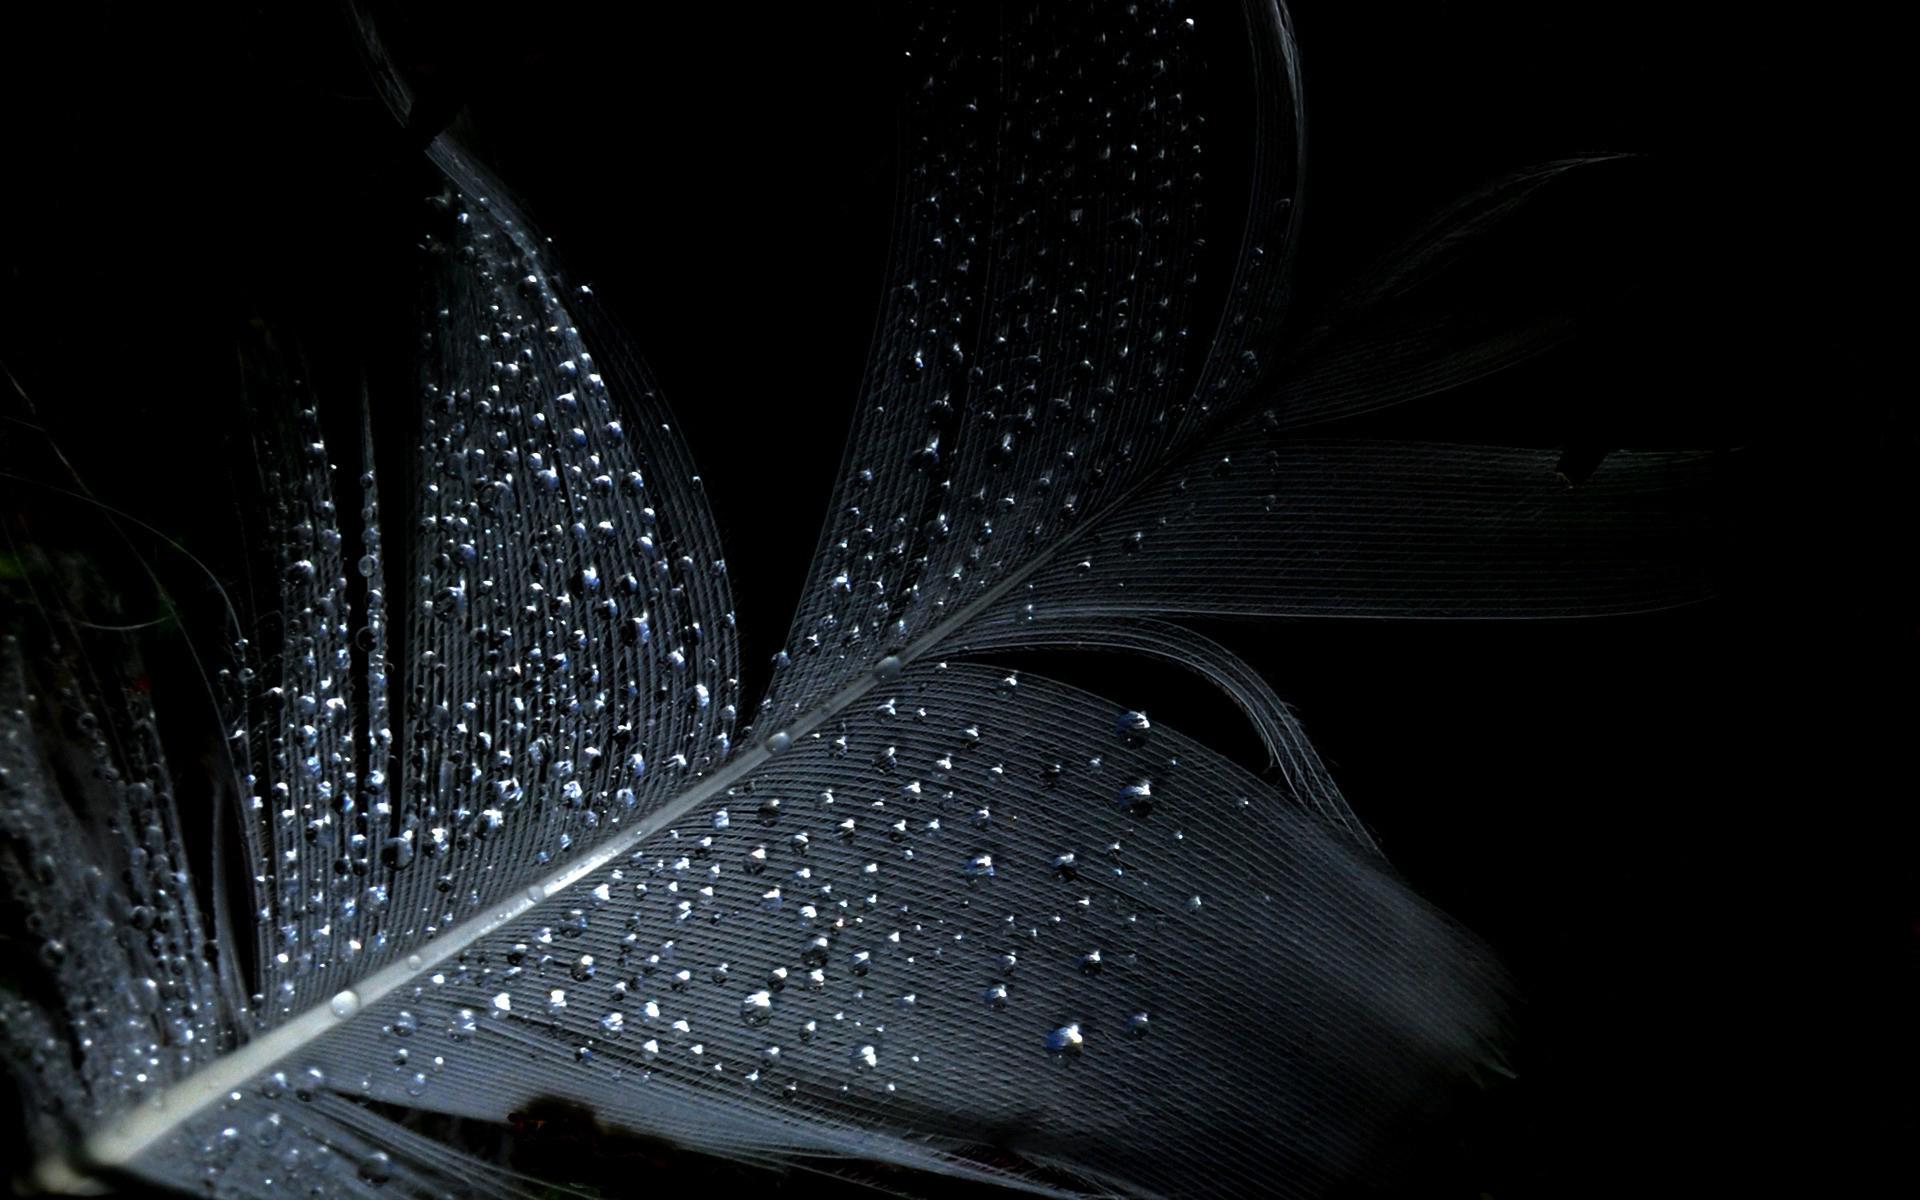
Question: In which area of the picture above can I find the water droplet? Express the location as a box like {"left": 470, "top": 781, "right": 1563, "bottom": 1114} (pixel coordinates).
{"left": 1045, "top": 1023, "right": 1084, "bottom": 1055}
{"left": 768, "top": 731, "right": 792, "bottom": 753}
{"left": 295, "top": 1065, "right": 326, "bottom": 1101}
{"left": 358, "top": 1152, "right": 392, "bottom": 1186}
{"left": 250, "top": 1114, "right": 283, "bottom": 1147}
{"left": 328, "top": 989, "right": 360, "bottom": 1018}
{"left": 741, "top": 990, "right": 773, "bottom": 1027}
{"left": 1115, "top": 710, "right": 1151, "bottom": 746}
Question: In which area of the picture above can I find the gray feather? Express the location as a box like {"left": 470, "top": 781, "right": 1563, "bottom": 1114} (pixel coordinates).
{"left": 0, "top": 2, "right": 1714, "bottom": 1196}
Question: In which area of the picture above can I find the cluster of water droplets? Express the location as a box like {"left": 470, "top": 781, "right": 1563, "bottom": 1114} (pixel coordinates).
{"left": 761, "top": 1, "right": 1233, "bottom": 726}
{"left": 245, "top": 650, "right": 1317, "bottom": 1177}
{"left": 0, "top": 4, "right": 1536, "bottom": 1196}
{"left": 194, "top": 178, "right": 747, "bottom": 1044}
{"left": 0, "top": 631, "right": 227, "bottom": 1124}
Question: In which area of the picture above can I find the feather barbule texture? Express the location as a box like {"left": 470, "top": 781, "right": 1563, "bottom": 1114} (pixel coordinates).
{"left": 0, "top": 2, "right": 1715, "bottom": 1196}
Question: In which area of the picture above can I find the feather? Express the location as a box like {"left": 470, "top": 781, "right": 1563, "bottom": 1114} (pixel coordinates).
{"left": 0, "top": 1, "right": 1718, "bottom": 1196}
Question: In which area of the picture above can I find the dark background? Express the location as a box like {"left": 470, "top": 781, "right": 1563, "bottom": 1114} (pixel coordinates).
{"left": 1, "top": 1, "right": 1906, "bottom": 1195}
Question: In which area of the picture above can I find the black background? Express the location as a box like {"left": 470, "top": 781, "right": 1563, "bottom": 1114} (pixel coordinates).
{"left": 1, "top": 1, "right": 1907, "bottom": 1195}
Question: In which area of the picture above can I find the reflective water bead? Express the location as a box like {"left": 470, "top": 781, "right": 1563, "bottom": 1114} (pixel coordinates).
{"left": 1046, "top": 1023, "right": 1084, "bottom": 1055}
